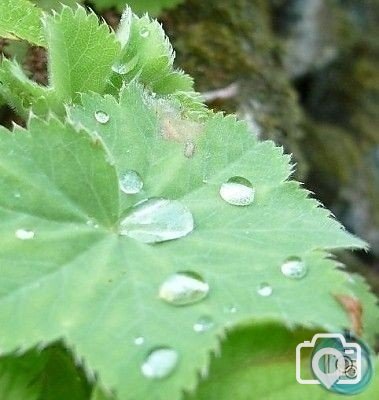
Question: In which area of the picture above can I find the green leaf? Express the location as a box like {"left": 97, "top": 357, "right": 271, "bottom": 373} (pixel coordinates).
{"left": 0, "top": 6, "right": 121, "bottom": 119}
{"left": 186, "top": 323, "right": 379, "bottom": 400}
{"left": 0, "top": 82, "right": 371, "bottom": 400}
{"left": 0, "top": 58, "right": 58, "bottom": 119}
{"left": 33, "top": 0, "right": 80, "bottom": 10}
{"left": 0, "top": 6, "right": 201, "bottom": 121}
{"left": 0, "top": 0, "right": 45, "bottom": 46}
{"left": 45, "top": 6, "right": 120, "bottom": 103}
{"left": 109, "top": 8, "right": 194, "bottom": 96}
{"left": 0, "top": 346, "right": 91, "bottom": 400}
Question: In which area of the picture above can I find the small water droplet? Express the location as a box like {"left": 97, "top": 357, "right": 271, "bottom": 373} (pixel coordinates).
{"left": 15, "top": 229, "right": 35, "bottom": 240}
{"left": 134, "top": 336, "right": 145, "bottom": 346}
{"left": 119, "top": 198, "right": 194, "bottom": 244}
{"left": 159, "top": 271, "right": 209, "bottom": 306}
{"left": 141, "top": 347, "right": 178, "bottom": 379}
{"left": 119, "top": 170, "right": 143, "bottom": 194}
{"left": 257, "top": 282, "right": 272, "bottom": 297}
{"left": 112, "top": 63, "right": 128, "bottom": 75}
{"left": 219, "top": 177, "right": 255, "bottom": 206}
{"left": 281, "top": 256, "right": 308, "bottom": 279}
{"left": 193, "top": 316, "right": 214, "bottom": 333}
{"left": 86, "top": 219, "right": 99, "bottom": 229}
{"left": 139, "top": 27, "right": 150, "bottom": 38}
{"left": 184, "top": 141, "right": 195, "bottom": 158}
{"left": 224, "top": 304, "right": 237, "bottom": 314}
{"left": 14, "top": 192, "right": 21, "bottom": 199}
{"left": 94, "top": 111, "right": 110, "bottom": 124}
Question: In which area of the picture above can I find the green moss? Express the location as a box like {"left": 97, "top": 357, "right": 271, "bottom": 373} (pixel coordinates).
{"left": 164, "top": 0, "right": 305, "bottom": 176}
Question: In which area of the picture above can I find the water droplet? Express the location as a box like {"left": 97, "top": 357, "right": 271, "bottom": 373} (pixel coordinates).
{"left": 159, "top": 271, "right": 209, "bottom": 306}
{"left": 119, "top": 170, "right": 143, "bottom": 194}
{"left": 224, "top": 304, "right": 237, "bottom": 314}
{"left": 281, "top": 256, "right": 308, "bottom": 279}
{"left": 86, "top": 219, "right": 99, "bottom": 229}
{"left": 139, "top": 27, "right": 150, "bottom": 38}
{"left": 257, "top": 282, "right": 272, "bottom": 297}
{"left": 219, "top": 177, "right": 255, "bottom": 206}
{"left": 14, "top": 192, "right": 21, "bottom": 199}
{"left": 94, "top": 111, "right": 110, "bottom": 124}
{"left": 193, "top": 316, "right": 214, "bottom": 333}
{"left": 184, "top": 141, "right": 195, "bottom": 158}
{"left": 15, "top": 229, "right": 35, "bottom": 240}
{"left": 141, "top": 347, "right": 178, "bottom": 379}
{"left": 119, "top": 198, "right": 194, "bottom": 244}
{"left": 112, "top": 63, "right": 128, "bottom": 75}
{"left": 134, "top": 336, "right": 145, "bottom": 346}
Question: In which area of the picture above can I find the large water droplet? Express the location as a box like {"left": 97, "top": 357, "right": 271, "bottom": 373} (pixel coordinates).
{"left": 257, "top": 282, "right": 272, "bottom": 297}
{"left": 112, "top": 63, "right": 128, "bottom": 75}
{"left": 119, "top": 198, "right": 194, "bottom": 244}
{"left": 219, "top": 177, "right": 255, "bottom": 206}
{"left": 94, "top": 111, "right": 110, "bottom": 124}
{"left": 159, "top": 271, "right": 209, "bottom": 306}
{"left": 141, "top": 347, "right": 178, "bottom": 379}
{"left": 119, "top": 170, "right": 143, "bottom": 194}
{"left": 281, "top": 256, "right": 308, "bottom": 280}
{"left": 140, "top": 27, "right": 150, "bottom": 38}
{"left": 15, "top": 229, "right": 35, "bottom": 240}
{"left": 193, "top": 316, "right": 214, "bottom": 333}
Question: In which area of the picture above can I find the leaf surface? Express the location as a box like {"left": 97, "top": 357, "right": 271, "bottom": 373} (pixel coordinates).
{"left": 0, "top": 0, "right": 45, "bottom": 46}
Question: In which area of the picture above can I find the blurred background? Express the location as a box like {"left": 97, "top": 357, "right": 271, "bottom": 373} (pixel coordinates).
{"left": 1, "top": 0, "right": 379, "bottom": 292}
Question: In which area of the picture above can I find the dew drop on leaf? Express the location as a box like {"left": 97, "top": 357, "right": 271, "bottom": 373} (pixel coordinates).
{"left": 159, "top": 271, "right": 209, "bottom": 306}
{"left": 86, "top": 219, "right": 99, "bottom": 229}
{"left": 257, "top": 282, "right": 273, "bottom": 297}
{"left": 119, "top": 198, "right": 194, "bottom": 244}
{"left": 112, "top": 63, "right": 128, "bottom": 75}
{"left": 219, "top": 177, "right": 255, "bottom": 206}
{"left": 224, "top": 304, "right": 237, "bottom": 314}
{"left": 139, "top": 27, "right": 150, "bottom": 38}
{"left": 281, "top": 256, "right": 308, "bottom": 280}
{"left": 193, "top": 316, "right": 214, "bottom": 333}
{"left": 119, "top": 170, "right": 143, "bottom": 194}
{"left": 94, "top": 111, "right": 110, "bottom": 124}
{"left": 134, "top": 336, "right": 145, "bottom": 346}
{"left": 141, "top": 347, "right": 178, "bottom": 379}
{"left": 15, "top": 229, "right": 35, "bottom": 240}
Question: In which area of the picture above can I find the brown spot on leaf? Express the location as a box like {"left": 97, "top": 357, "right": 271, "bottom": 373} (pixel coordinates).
{"left": 335, "top": 294, "right": 363, "bottom": 337}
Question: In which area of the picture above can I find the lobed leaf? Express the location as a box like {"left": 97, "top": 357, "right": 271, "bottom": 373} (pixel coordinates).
{"left": 0, "top": 82, "right": 373, "bottom": 400}
{"left": 44, "top": 6, "right": 120, "bottom": 103}
{"left": 109, "top": 8, "right": 194, "bottom": 96}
